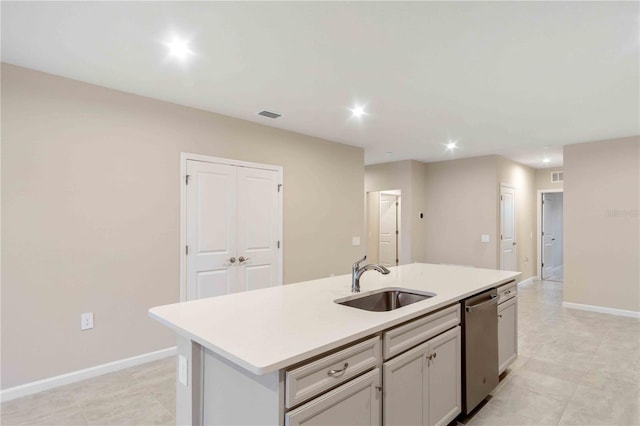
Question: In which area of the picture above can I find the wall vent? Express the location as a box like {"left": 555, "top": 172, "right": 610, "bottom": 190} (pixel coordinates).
{"left": 258, "top": 110, "right": 282, "bottom": 119}
{"left": 551, "top": 171, "right": 564, "bottom": 182}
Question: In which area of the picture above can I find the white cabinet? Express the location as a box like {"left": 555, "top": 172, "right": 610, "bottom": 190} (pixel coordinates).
{"left": 285, "top": 368, "right": 381, "bottom": 426}
{"left": 498, "top": 296, "right": 518, "bottom": 374}
{"left": 427, "top": 327, "right": 462, "bottom": 426}
{"left": 383, "top": 326, "right": 461, "bottom": 426}
{"left": 383, "top": 340, "right": 428, "bottom": 426}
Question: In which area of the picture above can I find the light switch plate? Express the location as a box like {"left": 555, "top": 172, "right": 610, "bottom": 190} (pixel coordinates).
{"left": 480, "top": 234, "right": 490, "bottom": 243}
{"left": 352, "top": 236, "right": 361, "bottom": 246}
{"left": 178, "top": 355, "right": 188, "bottom": 386}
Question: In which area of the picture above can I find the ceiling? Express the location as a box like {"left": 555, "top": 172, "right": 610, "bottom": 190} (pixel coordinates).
{"left": 2, "top": 2, "right": 638, "bottom": 168}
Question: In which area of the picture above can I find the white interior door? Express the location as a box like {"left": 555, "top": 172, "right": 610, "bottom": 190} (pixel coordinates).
{"left": 185, "top": 156, "right": 282, "bottom": 301}
{"left": 379, "top": 193, "right": 398, "bottom": 267}
{"left": 500, "top": 185, "right": 516, "bottom": 271}
{"left": 186, "top": 160, "right": 237, "bottom": 300}
{"left": 541, "top": 193, "right": 555, "bottom": 279}
{"left": 236, "top": 167, "right": 280, "bottom": 292}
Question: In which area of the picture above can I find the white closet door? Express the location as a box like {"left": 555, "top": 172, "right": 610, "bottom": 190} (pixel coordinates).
{"left": 186, "top": 160, "right": 237, "bottom": 300}
{"left": 236, "top": 167, "right": 280, "bottom": 292}
{"left": 379, "top": 193, "right": 398, "bottom": 267}
{"left": 500, "top": 185, "right": 516, "bottom": 271}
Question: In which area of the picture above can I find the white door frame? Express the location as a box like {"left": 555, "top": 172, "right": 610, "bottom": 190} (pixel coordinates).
{"left": 536, "top": 188, "right": 563, "bottom": 279}
{"left": 179, "top": 152, "right": 283, "bottom": 302}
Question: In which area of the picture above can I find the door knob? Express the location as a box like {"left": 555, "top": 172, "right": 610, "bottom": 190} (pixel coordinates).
{"left": 229, "top": 257, "right": 236, "bottom": 264}
{"left": 239, "top": 256, "right": 251, "bottom": 263}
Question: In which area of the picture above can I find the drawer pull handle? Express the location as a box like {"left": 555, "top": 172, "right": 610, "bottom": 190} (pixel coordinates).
{"left": 327, "top": 363, "right": 349, "bottom": 377}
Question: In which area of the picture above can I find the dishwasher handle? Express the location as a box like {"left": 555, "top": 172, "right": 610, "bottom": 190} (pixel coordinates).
{"left": 465, "top": 294, "right": 498, "bottom": 312}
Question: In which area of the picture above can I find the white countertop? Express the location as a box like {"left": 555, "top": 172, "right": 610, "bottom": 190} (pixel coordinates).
{"left": 149, "top": 263, "right": 520, "bottom": 375}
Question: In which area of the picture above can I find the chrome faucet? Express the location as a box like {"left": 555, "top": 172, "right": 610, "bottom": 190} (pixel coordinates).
{"left": 352, "top": 255, "right": 391, "bottom": 293}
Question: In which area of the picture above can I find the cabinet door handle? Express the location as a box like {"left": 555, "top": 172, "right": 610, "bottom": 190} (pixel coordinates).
{"left": 498, "top": 314, "right": 503, "bottom": 318}
{"left": 239, "top": 256, "right": 251, "bottom": 263}
{"left": 327, "top": 363, "right": 348, "bottom": 377}
{"left": 228, "top": 257, "right": 237, "bottom": 264}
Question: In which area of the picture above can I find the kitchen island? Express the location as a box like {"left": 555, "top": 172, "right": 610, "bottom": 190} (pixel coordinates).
{"left": 149, "top": 263, "right": 520, "bottom": 425}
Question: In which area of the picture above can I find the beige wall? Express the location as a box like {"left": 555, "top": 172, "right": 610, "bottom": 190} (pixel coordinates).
{"left": 366, "top": 192, "right": 380, "bottom": 263}
{"left": 535, "top": 167, "right": 564, "bottom": 191}
{"left": 424, "top": 156, "right": 498, "bottom": 269}
{"left": 1, "top": 64, "right": 365, "bottom": 388}
{"left": 497, "top": 157, "right": 536, "bottom": 280}
{"left": 410, "top": 161, "right": 428, "bottom": 262}
{"left": 365, "top": 160, "right": 427, "bottom": 264}
{"left": 563, "top": 136, "right": 640, "bottom": 312}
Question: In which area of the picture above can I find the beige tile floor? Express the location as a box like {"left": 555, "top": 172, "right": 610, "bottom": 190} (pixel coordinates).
{"left": 2, "top": 279, "right": 639, "bottom": 425}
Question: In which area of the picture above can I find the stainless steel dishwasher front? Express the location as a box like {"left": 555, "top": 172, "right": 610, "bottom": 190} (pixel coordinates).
{"left": 460, "top": 288, "right": 499, "bottom": 415}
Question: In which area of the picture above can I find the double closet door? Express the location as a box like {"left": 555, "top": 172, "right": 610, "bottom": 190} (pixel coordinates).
{"left": 185, "top": 159, "right": 281, "bottom": 301}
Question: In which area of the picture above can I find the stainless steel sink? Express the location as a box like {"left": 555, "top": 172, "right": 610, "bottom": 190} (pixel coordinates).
{"left": 335, "top": 288, "right": 436, "bottom": 312}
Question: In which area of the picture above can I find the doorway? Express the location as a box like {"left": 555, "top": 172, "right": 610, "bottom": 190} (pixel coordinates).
{"left": 366, "top": 190, "right": 401, "bottom": 267}
{"left": 499, "top": 184, "right": 516, "bottom": 271}
{"left": 179, "top": 153, "right": 283, "bottom": 301}
{"left": 538, "top": 190, "right": 564, "bottom": 281}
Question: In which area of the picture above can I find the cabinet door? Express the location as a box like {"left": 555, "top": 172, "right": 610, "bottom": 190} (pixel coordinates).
{"left": 426, "top": 326, "right": 461, "bottom": 426}
{"left": 498, "top": 298, "right": 518, "bottom": 374}
{"left": 285, "top": 368, "right": 381, "bottom": 426}
{"left": 383, "top": 340, "right": 428, "bottom": 425}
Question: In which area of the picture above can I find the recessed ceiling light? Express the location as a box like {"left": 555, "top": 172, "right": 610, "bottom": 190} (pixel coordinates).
{"left": 167, "top": 38, "right": 191, "bottom": 60}
{"left": 386, "top": 151, "right": 393, "bottom": 155}
{"left": 543, "top": 158, "right": 551, "bottom": 163}
{"left": 445, "top": 141, "right": 457, "bottom": 150}
{"left": 351, "top": 105, "right": 366, "bottom": 118}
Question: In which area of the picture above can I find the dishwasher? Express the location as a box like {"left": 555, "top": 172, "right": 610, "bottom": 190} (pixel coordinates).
{"left": 460, "top": 288, "right": 499, "bottom": 415}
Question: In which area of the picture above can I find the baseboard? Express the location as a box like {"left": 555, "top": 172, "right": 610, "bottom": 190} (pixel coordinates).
{"left": 517, "top": 277, "right": 535, "bottom": 287}
{"left": 0, "top": 346, "right": 176, "bottom": 403}
{"left": 563, "top": 302, "right": 640, "bottom": 319}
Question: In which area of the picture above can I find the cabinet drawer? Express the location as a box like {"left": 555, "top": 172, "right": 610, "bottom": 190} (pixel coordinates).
{"left": 285, "top": 336, "right": 381, "bottom": 409}
{"left": 383, "top": 304, "right": 460, "bottom": 360}
{"left": 498, "top": 280, "right": 517, "bottom": 304}
{"left": 285, "top": 368, "right": 381, "bottom": 426}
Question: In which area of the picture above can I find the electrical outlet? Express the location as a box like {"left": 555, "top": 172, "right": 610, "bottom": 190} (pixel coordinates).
{"left": 81, "top": 312, "right": 94, "bottom": 331}
{"left": 352, "top": 236, "right": 361, "bottom": 246}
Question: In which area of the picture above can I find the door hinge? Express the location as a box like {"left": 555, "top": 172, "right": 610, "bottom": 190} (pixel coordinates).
{"left": 541, "top": 231, "right": 545, "bottom": 236}
{"left": 277, "top": 240, "right": 281, "bottom": 249}
{"left": 396, "top": 202, "right": 399, "bottom": 206}
{"left": 185, "top": 245, "right": 189, "bottom": 255}
{"left": 396, "top": 230, "right": 399, "bottom": 235}
{"left": 542, "top": 262, "right": 544, "bottom": 267}
{"left": 185, "top": 175, "right": 191, "bottom": 185}
{"left": 278, "top": 184, "right": 283, "bottom": 192}
{"left": 500, "top": 234, "right": 503, "bottom": 240}
{"left": 500, "top": 195, "right": 503, "bottom": 201}
{"left": 375, "top": 385, "right": 382, "bottom": 392}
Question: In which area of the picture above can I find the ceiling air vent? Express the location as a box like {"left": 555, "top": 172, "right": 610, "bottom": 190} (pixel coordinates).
{"left": 551, "top": 171, "right": 564, "bottom": 183}
{"left": 258, "top": 110, "right": 281, "bottom": 119}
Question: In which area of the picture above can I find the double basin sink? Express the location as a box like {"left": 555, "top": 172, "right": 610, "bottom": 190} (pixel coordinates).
{"left": 335, "top": 288, "right": 436, "bottom": 312}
